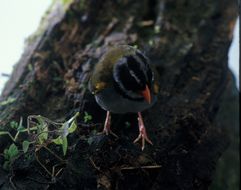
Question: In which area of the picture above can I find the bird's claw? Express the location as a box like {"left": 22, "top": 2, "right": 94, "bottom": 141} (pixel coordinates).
{"left": 133, "top": 112, "right": 153, "bottom": 150}
{"left": 102, "top": 111, "right": 118, "bottom": 138}
{"left": 102, "top": 128, "right": 118, "bottom": 138}
{"left": 133, "top": 127, "right": 153, "bottom": 150}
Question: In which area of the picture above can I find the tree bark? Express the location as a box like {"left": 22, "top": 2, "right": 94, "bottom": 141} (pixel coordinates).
{"left": 0, "top": 0, "right": 238, "bottom": 189}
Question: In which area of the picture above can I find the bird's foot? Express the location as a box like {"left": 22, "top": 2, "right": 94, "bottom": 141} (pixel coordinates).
{"left": 133, "top": 125, "right": 153, "bottom": 150}
{"left": 133, "top": 112, "right": 153, "bottom": 150}
{"left": 103, "top": 127, "right": 118, "bottom": 138}
{"left": 102, "top": 111, "right": 118, "bottom": 138}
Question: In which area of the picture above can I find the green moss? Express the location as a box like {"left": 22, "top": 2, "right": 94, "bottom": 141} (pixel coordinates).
{"left": 78, "top": 0, "right": 86, "bottom": 10}
{"left": 61, "top": 0, "right": 73, "bottom": 5}
{"left": 0, "top": 97, "right": 16, "bottom": 106}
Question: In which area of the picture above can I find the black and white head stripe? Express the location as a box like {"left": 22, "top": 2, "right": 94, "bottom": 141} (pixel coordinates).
{"left": 130, "top": 51, "right": 154, "bottom": 87}
{"left": 135, "top": 51, "right": 153, "bottom": 84}
{"left": 113, "top": 51, "right": 153, "bottom": 100}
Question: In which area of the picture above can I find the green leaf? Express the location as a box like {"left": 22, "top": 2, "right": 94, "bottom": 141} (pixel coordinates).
{"left": 52, "top": 113, "right": 79, "bottom": 156}
{"left": 22, "top": 141, "right": 31, "bottom": 153}
{"left": 10, "top": 121, "right": 18, "bottom": 129}
{"left": 52, "top": 136, "right": 63, "bottom": 145}
{"left": 36, "top": 115, "right": 45, "bottom": 127}
{"left": 84, "top": 112, "right": 92, "bottom": 123}
{"left": 66, "top": 112, "right": 79, "bottom": 125}
{"left": 62, "top": 136, "right": 68, "bottom": 156}
{"left": 52, "top": 136, "right": 68, "bottom": 155}
{"left": 0, "top": 97, "right": 16, "bottom": 106}
{"left": 61, "top": 112, "right": 79, "bottom": 136}
{"left": 3, "top": 161, "right": 10, "bottom": 170}
{"left": 68, "top": 121, "right": 77, "bottom": 133}
{"left": 37, "top": 122, "right": 48, "bottom": 144}
{"left": 8, "top": 143, "right": 19, "bottom": 160}
{"left": 3, "top": 149, "right": 9, "bottom": 160}
{"left": 17, "top": 126, "right": 25, "bottom": 132}
{"left": 0, "top": 131, "right": 8, "bottom": 135}
{"left": 35, "top": 117, "right": 47, "bottom": 144}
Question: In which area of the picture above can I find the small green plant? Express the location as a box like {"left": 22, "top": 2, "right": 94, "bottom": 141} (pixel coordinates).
{"left": 0, "top": 112, "right": 80, "bottom": 172}
{"left": 0, "top": 117, "right": 25, "bottom": 142}
{"left": 10, "top": 121, "right": 18, "bottom": 130}
{"left": 27, "top": 112, "right": 79, "bottom": 156}
{"left": 3, "top": 143, "right": 19, "bottom": 170}
{"left": 52, "top": 113, "right": 78, "bottom": 155}
{"left": 84, "top": 111, "right": 92, "bottom": 123}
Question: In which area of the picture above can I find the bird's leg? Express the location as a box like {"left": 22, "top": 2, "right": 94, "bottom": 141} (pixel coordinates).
{"left": 103, "top": 111, "right": 118, "bottom": 137}
{"left": 133, "top": 112, "right": 153, "bottom": 150}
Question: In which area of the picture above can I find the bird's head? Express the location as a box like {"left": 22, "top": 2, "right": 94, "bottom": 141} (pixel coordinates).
{"left": 113, "top": 50, "right": 154, "bottom": 103}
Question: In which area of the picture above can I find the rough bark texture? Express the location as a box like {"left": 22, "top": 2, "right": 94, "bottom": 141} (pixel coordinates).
{"left": 0, "top": 0, "right": 238, "bottom": 190}
{"left": 210, "top": 71, "right": 239, "bottom": 190}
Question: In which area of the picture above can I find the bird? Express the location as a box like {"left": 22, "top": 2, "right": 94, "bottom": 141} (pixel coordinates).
{"left": 88, "top": 45, "right": 159, "bottom": 150}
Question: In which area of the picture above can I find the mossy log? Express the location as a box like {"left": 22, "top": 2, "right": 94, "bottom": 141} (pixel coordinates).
{"left": 0, "top": 0, "right": 238, "bottom": 189}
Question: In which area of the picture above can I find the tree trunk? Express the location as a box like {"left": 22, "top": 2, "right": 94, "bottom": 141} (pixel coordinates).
{"left": 0, "top": 0, "right": 238, "bottom": 189}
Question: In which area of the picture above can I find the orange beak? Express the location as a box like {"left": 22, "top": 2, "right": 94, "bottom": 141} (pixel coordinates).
{"left": 141, "top": 85, "right": 151, "bottom": 104}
